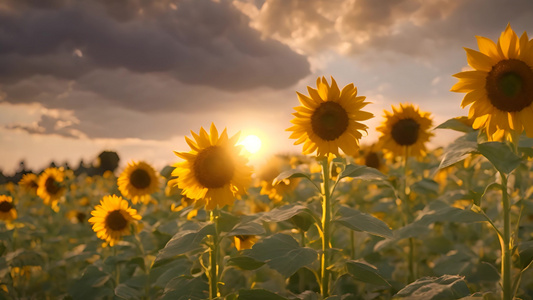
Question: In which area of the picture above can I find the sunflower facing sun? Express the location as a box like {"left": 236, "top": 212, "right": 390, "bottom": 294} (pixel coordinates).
{"left": 287, "top": 76, "right": 373, "bottom": 157}
{"left": 118, "top": 161, "right": 160, "bottom": 205}
{"left": 36, "top": 167, "right": 65, "bottom": 210}
{"left": 451, "top": 24, "right": 533, "bottom": 141}
{"left": 0, "top": 195, "right": 17, "bottom": 223}
{"left": 88, "top": 195, "right": 141, "bottom": 246}
{"left": 376, "top": 103, "right": 434, "bottom": 158}
{"left": 172, "top": 124, "right": 253, "bottom": 211}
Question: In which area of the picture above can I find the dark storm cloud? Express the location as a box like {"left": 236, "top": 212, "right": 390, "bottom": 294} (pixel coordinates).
{"left": 0, "top": 0, "right": 309, "bottom": 90}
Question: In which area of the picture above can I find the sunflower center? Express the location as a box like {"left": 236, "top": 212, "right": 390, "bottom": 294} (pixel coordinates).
{"left": 364, "top": 152, "right": 381, "bottom": 170}
{"left": 0, "top": 201, "right": 13, "bottom": 212}
{"left": 486, "top": 59, "right": 533, "bottom": 112}
{"left": 45, "top": 177, "right": 61, "bottom": 195}
{"left": 105, "top": 210, "right": 128, "bottom": 231}
{"left": 193, "top": 146, "right": 235, "bottom": 189}
{"left": 391, "top": 118, "right": 420, "bottom": 146}
{"left": 311, "top": 102, "right": 349, "bottom": 141}
{"left": 129, "top": 169, "right": 151, "bottom": 189}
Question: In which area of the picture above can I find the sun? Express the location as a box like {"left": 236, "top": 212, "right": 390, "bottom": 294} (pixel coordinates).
{"left": 239, "top": 134, "right": 262, "bottom": 154}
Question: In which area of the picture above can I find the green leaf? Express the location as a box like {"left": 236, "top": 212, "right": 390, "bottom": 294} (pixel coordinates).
{"left": 346, "top": 260, "right": 391, "bottom": 287}
{"left": 338, "top": 164, "right": 387, "bottom": 182}
{"left": 477, "top": 142, "right": 522, "bottom": 174}
{"left": 262, "top": 204, "right": 314, "bottom": 223}
{"left": 414, "top": 200, "right": 486, "bottom": 225}
{"left": 68, "top": 266, "right": 113, "bottom": 300}
{"left": 435, "top": 117, "right": 474, "bottom": 133}
{"left": 161, "top": 276, "right": 208, "bottom": 300}
{"left": 227, "top": 218, "right": 265, "bottom": 237}
{"left": 238, "top": 289, "right": 288, "bottom": 300}
{"left": 273, "top": 169, "right": 313, "bottom": 186}
{"left": 247, "top": 233, "right": 318, "bottom": 277}
{"left": 154, "top": 222, "right": 215, "bottom": 264}
{"left": 7, "top": 249, "right": 45, "bottom": 268}
{"left": 152, "top": 256, "right": 192, "bottom": 287}
{"left": 395, "top": 275, "right": 470, "bottom": 299}
{"left": 374, "top": 223, "right": 431, "bottom": 251}
{"left": 438, "top": 133, "right": 477, "bottom": 170}
{"left": 411, "top": 178, "right": 439, "bottom": 196}
{"left": 227, "top": 256, "right": 266, "bottom": 271}
{"left": 334, "top": 206, "right": 393, "bottom": 238}
{"left": 115, "top": 283, "right": 142, "bottom": 300}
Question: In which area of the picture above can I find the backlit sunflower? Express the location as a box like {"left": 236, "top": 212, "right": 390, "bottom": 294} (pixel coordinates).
{"left": 118, "top": 161, "right": 160, "bottom": 205}
{"left": 88, "top": 195, "right": 141, "bottom": 246}
{"left": 451, "top": 24, "right": 533, "bottom": 141}
{"left": 172, "top": 123, "right": 253, "bottom": 211}
{"left": 376, "top": 103, "right": 434, "bottom": 158}
{"left": 233, "top": 235, "right": 258, "bottom": 251}
{"left": 37, "top": 167, "right": 65, "bottom": 210}
{"left": 18, "top": 173, "right": 39, "bottom": 194}
{"left": 287, "top": 76, "right": 373, "bottom": 157}
{"left": 257, "top": 155, "right": 300, "bottom": 203}
{"left": 355, "top": 144, "right": 387, "bottom": 173}
{"left": 0, "top": 195, "right": 17, "bottom": 222}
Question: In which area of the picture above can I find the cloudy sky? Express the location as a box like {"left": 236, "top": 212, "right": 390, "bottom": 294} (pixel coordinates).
{"left": 1, "top": 0, "right": 532, "bottom": 174}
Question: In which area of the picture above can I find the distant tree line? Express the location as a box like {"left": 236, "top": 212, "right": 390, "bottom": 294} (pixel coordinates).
{"left": 0, "top": 151, "right": 120, "bottom": 184}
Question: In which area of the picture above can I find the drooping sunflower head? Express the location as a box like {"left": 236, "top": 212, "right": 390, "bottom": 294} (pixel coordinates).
{"left": 36, "top": 167, "right": 65, "bottom": 210}
{"left": 88, "top": 195, "right": 141, "bottom": 247}
{"left": 451, "top": 24, "right": 533, "bottom": 142}
{"left": 0, "top": 195, "right": 17, "bottom": 222}
{"left": 117, "top": 161, "right": 160, "bottom": 205}
{"left": 376, "top": 103, "right": 434, "bottom": 158}
{"left": 18, "top": 173, "right": 39, "bottom": 194}
{"left": 287, "top": 76, "right": 374, "bottom": 157}
{"left": 172, "top": 123, "right": 253, "bottom": 211}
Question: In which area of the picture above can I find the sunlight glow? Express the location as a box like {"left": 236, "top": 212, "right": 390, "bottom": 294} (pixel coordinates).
{"left": 239, "top": 134, "right": 262, "bottom": 154}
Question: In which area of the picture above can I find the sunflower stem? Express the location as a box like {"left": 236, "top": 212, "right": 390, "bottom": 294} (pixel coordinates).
{"left": 402, "top": 146, "right": 416, "bottom": 283}
{"left": 132, "top": 225, "right": 150, "bottom": 300}
{"left": 209, "top": 209, "right": 220, "bottom": 300}
{"left": 319, "top": 157, "right": 332, "bottom": 298}
{"left": 499, "top": 172, "right": 512, "bottom": 300}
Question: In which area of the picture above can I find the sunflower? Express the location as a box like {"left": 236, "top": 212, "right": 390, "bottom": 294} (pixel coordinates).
{"left": 376, "top": 103, "right": 434, "bottom": 158}
{"left": 88, "top": 195, "right": 141, "bottom": 246}
{"left": 287, "top": 76, "right": 373, "bottom": 157}
{"left": 257, "top": 155, "right": 299, "bottom": 203}
{"left": 0, "top": 195, "right": 17, "bottom": 222}
{"left": 355, "top": 144, "right": 387, "bottom": 172}
{"left": 451, "top": 24, "right": 533, "bottom": 141}
{"left": 233, "top": 235, "right": 258, "bottom": 251}
{"left": 18, "top": 173, "right": 39, "bottom": 194}
{"left": 36, "top": 167, "right": 65, "bottom": 210}
{"left": 117, "top": 161, "right": 160, "bottom": 205}
{"left": 172, "top": 123, "right": 253, "bottom": 211}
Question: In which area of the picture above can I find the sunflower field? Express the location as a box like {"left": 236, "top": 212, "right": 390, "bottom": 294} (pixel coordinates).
{"left": 1, "top": 24, "right": 533, "bottom": 300}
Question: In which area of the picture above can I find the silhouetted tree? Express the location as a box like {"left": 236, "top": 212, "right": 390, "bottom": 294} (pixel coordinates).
{"left": 95, "top": 151, "right": 120, "bottom": 175}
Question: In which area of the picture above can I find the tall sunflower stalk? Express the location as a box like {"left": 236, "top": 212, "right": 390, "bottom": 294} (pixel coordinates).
{"left": 208, "top": 209, "right": 221, "bottom": 299}
{"left": 287, "top": 76, "right": 373, "bottom": 297}
{"left": 402, "top": 147, "right": 416, "bottom": 283}
{"left": 319, "top": 157, "right": 332, "bottom": 296}
{"left": 451, "top": 24, "right": 533, "bottom": 300}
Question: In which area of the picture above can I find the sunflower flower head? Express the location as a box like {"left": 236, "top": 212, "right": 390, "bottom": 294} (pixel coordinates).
{"left": 36, "top": 167, "right": 65, "bottom": 211}
{"left": 18, "top": 173, "right": 39, "bottom": 194}
{"left": 287, "top": 76, "right": 373, "bottom": 157}
{"left": 88, "top": 195, "right": 141, "bottom": 247}
{"left": 451, "top": 24, "right": 533, "bottom": 142}
{"left": 0, "top": 195, "right": 17, "bottom": 223}
{"left": 233, "top": 235, "right": 258, "bottom": 251}
{"left": 172, "top": 123, "right": 253, "bottom": 211}
{"left": 117, "top": 161, "right": 160, "bottom": 205}
{"left": 376, "top": 103, "right": 434, "bottom": 158}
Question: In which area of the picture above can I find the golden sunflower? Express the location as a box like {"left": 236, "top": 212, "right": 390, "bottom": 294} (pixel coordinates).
{"left": 451, "top": 24, "right": 533, "bottom": 141}
{"left": 287, "top": 76, "right": 373, "bottom": 157}
{"left": 36, "top": 167, "right": 65, "bottom": 210}
{"left": 117, "top": 161, "right": 160, "bottom": 205}
{"left": 257, "top": 155, "right": 299, "bottom": 203}
{"left": 233, "top": 235, "right": 258, "bottom": 251}
{"left": 18, "top": 173, "right": 39, "bottom": 194}
{"left": 376, "top": 103, "right": 434, "bottom": 158}
{"left": 172, "top": 123, "right": 253, "bottom": 211}
{"left": 88, "top": 195, "right": 141, "bottom": 246}
{"left": 355, "top": 144, "right": 387, "bottom": 172}
{"left": 0, "top": 195, "right": 17, "bottom": 222}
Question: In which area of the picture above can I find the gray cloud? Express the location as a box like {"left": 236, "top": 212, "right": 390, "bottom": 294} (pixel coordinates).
{"left": 0, "top": 0, "right": 309, "bottom": 90}
{"left": 6, "top": 114, "right": 86, "bottom": 139}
